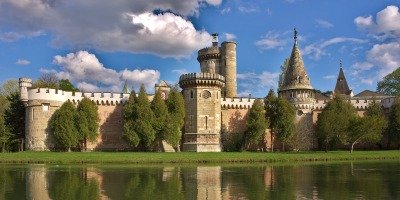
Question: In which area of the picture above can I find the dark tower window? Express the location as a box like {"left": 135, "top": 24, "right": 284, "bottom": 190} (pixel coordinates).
{"left": 190, "top": 90, "right": 194, "bottom": 98}
{"left": 205, "top": 116, "right": 208, "bottom": 129}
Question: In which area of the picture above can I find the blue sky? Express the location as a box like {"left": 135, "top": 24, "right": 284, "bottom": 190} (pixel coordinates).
{"left": 0, "top": 0, "right": 399, "bottom": 97}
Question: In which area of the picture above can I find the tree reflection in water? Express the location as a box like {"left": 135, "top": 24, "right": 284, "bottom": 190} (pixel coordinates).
{"left": 0, "top": 161, "right": 399, "bottom": 199}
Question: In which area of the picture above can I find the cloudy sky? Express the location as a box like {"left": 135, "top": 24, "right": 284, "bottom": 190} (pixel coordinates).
{"left": 0, "top": 0, "right": 399, "bottom": 97}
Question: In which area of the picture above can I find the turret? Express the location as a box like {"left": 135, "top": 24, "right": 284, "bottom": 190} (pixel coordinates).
{"left": 278, "top": 29, "right": 315, "bottom": 113}
{"left": 221, "top": 41, "right": 237, "bottom": 98}
{"left": 179, "top": 73, "right": 225, "bottom": 152}
{"left": 19, "top": 78, "right": 32, "bottom": 105}
{"left": 334, "top": 60, "right": 353, "bottom": 97}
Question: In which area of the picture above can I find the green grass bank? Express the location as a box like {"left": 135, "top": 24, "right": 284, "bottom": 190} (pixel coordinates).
{"left": 0, "top": 151, "right": 399, "bottom": 164}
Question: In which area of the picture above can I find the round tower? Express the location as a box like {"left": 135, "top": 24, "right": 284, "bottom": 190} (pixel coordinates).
{"left": 179, "top": 73, "right": 225, "bottom": 152}
{"left": 278, "top": 29, "right": 315, "bottom": 114}
{"left": 197, "top": 33, "right": 221, "bottom": 74}
{"left": 19, "top": 78, "right": 32, "bottom": 105}
{"left": 221, "top": 41, "right": 237, "bottom": 98}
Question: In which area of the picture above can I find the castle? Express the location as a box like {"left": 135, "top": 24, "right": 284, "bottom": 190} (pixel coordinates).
{"left": 19, "top": 31, "right": 397, "bottom": 152}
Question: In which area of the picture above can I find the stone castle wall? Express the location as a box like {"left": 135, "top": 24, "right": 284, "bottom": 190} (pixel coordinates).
{"left": 22, "top": 88, "right": 156, "bottom": 151}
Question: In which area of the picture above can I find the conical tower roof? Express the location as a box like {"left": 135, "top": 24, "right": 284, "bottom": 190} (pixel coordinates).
{"left": 334, "top": 61, "right": 351, "bottom": 95}
{"left": 280, "top": 29, "right": 313, "bottom": 91}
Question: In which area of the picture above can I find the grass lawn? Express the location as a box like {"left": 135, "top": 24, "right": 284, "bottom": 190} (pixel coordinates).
{"left": 0, "top": 150, "right": 398, "bottom": 164}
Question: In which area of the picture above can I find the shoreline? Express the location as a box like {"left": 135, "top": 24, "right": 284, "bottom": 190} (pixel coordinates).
{"left": 0, "top": 151, "right": 399, "bottom": 164}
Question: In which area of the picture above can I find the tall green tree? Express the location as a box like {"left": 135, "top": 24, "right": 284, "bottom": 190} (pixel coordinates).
{"left": 4, "top": 93, "right": 25, "bottom": 151}
{"left": 50, "top": 101, "right": 79, "bottom": 151}
{"left": 0, "top": 116, "right": 12, "bottom": 152}
{"left": 59, "top": 79, "right": 78, "bottom": 92}
{"left": 377, "top": 67, "right": 400, "bottom": 96}
{"left": 76, "top": 98, "right": 99, "bottom": 151}
{"left": 264, "top": 89, "right": 278, "bottom": 151}
{"left": 244, "top": 99, "right": 268, "bottom": 150}
{"left": 135, "top": 85, "right": 155, "bottom": 150}
{"left": 0, "top": 80, "right": 19, "bottom": 98}
{"left": 123, "top": 90, "right": 140, "bottom": 148}
{"left": 165, "top": 86, "right": 185, "bottom": 150}
{"left": 151, "top": 90, "right": 169, "bottom": 150}
{"left": 316, "top": 97, "right": 357, "bottom": 152}
{"left": 274, "top": 97, "right": 295, "bottom": 151}
{"left": 388, "top": 98, "right": 400, "bottom": 149}
{"left": 347, "top": 115, "right": 386, "bottom": 153}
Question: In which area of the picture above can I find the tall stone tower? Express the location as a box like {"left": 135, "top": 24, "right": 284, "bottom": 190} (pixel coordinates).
{"left": 278, "top": 29, "right": 315, "bottom": 114}
{"left": 197, "top": 33, "right": 237, "bottom": 97}
{"left": 179, "top": 73, "right": 225, "bottom": 152}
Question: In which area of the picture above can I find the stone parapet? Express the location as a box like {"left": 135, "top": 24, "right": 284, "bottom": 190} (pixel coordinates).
{"left": 197, "top": 46, "right": 221, "bottom": 62}
{"left": 25, "top": 88, "right": 140, "bottom": 105}
{"left": 221, "top": 97, "right": 255, "bottom": 109}
{"left": 179, "top": 73, "right": 225, "bottom": 88}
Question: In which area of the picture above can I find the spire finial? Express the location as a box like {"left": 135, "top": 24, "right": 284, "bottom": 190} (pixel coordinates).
{"left": 294, "top": 28, "right": 298, "bottom": 44}
{"left": 339, "top": 59, "right": 343, "bottom": 68}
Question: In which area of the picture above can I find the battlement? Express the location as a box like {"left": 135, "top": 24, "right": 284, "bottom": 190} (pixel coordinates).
{"left": 221, "top": 97, "right": 256, "bottom": 109}
{"left": 26, "top": 88, "right": 136, "bottom": 105}
{"left": 197, "top": 46, "right": 221, "bottom": 62}
{"left": 179, "top": 73, "right": 226, "bottom": 88}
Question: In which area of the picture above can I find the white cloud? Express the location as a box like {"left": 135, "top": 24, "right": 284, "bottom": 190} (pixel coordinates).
{"left": 238, "top": 5, "right": 258, "bottom": 13}
{"left": 354, "top": 5, "right": 400, "bottom": 40}
{"left": 204, "top": 0, "right": 222, "bottom": 6}
{"left": 237, "top": 71, "right": 279, "bottom": 97}
{"left": 255, "top": 31, "right": 287, "bottom": 50}
{"left": 16, "top": 59, "right": 30, "bottom": 65}
{"left": 351, "top": 61, "right": 374, "bottom": 71}
{"left": 303, "top": 37, "right": 367, "bottom": 60}
{"left": 50, "top": 51, "right": 160, "bottom": 92}
{"left": 220, "top": 7, "right": 231, "bottom": 14}
{"left": 223, "top": 33, "right": 236, "bottom": 40}
{"left": 323, "top": 75, "right": 336, "bottom": 80}
{"left": 0, "top": 0, "right": 220, "bottom": 58}
{"left": 316, "top": 19, "right": 333, "bottom": 28}
{"left": 172, "top": 69, "right": 189, "bottom": 75}
{"left": 366, "top": 42, "right": 400, "bottom": 78}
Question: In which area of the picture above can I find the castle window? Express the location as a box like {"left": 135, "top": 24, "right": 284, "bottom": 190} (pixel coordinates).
{"left": 205, "top": 116, "right": 208, "bottom": 129}
{"left": 202, "top": 90, "right": 211, "bottom": 99}
{"left": 32, "top": 109, "right": 35, "bottom": 121}
{"left": 42, "top": 103, "right": 50, "bottom": 112}
{"left": 190, "top": 90, "right": 194, "bottom": 99}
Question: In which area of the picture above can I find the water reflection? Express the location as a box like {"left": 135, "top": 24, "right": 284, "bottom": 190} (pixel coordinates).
{"left": 1, "top": 161, "right": 399, "bottom": 199}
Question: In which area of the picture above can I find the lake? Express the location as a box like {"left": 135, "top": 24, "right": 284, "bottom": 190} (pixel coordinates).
{"left": 1, "top": 161, "right": 399, "bottom": 199}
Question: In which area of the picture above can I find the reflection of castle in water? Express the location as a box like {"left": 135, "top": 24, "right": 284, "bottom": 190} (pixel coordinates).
{"left": 14, "top": 163, "right": 400, "bottom": 199}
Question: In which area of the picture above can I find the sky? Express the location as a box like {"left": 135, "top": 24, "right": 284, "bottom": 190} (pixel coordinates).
{"left": 0, "top": 0, "right": 399, "bottom": 97}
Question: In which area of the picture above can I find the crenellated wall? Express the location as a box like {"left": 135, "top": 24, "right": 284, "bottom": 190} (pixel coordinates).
{"left": 23, "top": 87, "right": 155, "bottom": 151}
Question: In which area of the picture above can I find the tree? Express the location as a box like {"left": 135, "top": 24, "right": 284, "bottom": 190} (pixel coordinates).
{"left": 244, "top": 99, "right": 268, "bottom": 150}
{"left": 165, "top": 86, "right": 185, "bottom": 150}
{"left": 50, "top": 101, "right": 79, "bottom": 151}
{"left": 278, "top": 58, "right": 289, "bottom": 91}
{"left": 0, "top": 80, "right": 19, "bottom": 98}
{"left": 59, "top": 79, "right": 78, "bottom": 92}
{"left": 347, "top": 116, "right": 386, "bottom": 153}
{"left": 4, "top": 93, "right": 25, "bottom": 151}
{"left": 123, "top": 90, "right": 140, "bottom": 148}
{"left": 316, "top": 97, "right": 357, "bottom": 152}
{"left": 387, "top": 98, "right": 400, "bottom": 149}
{"left": 264, "top": 89, "right": 278, "bottom": 151}
{"left": 377, "top": 67, "right": 400, "bottom": 96}
{"left": 0, "top": 116, "right": 12, "bottom": 152}
{"left": 135, "top": 85, "right": 156, "bottom": 150}
{"left": 274, "top": 98, "right": 295, "bottom": 151}
{"left": 32, "top": 73, "right": 59, "bottom": 89}
{"left": 76, "top": 98, "right": 99, "bottom": 151}
{"left": 151, "top": 90, "right": 169, "bottom": 150}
